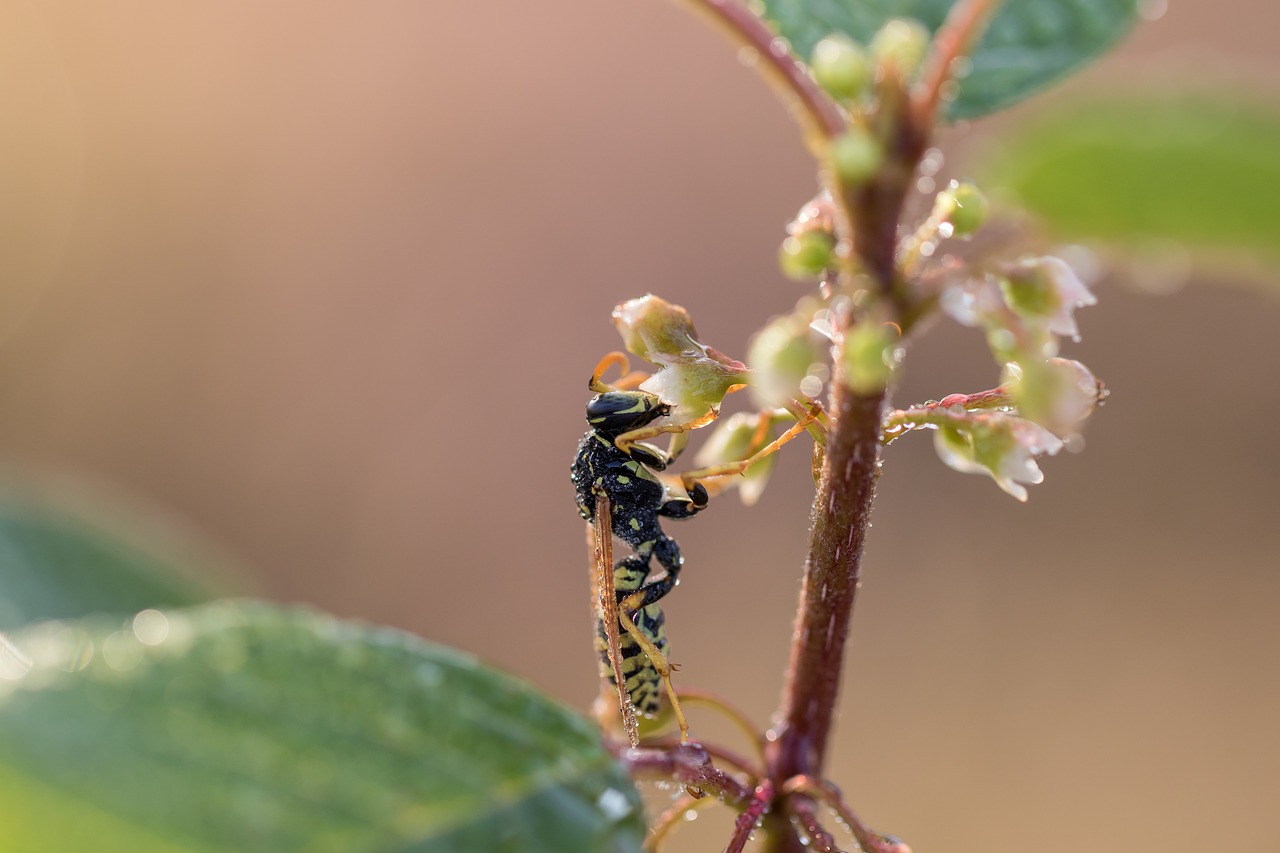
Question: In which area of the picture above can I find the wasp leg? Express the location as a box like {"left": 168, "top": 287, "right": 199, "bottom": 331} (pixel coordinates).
{"left": 614, "top": 407, "right": 720, "bottom": 458}
{"left": 617, "top": 607, "right": 691, "bottom": 743}
{"left": 658, "top": 481, "right": 708, "bottom": 520}
{"left": 679, "top": 403, "right": 821, "bottom": 491}
{"left": 620, "top": 537, "right": 683, "bottom": 610}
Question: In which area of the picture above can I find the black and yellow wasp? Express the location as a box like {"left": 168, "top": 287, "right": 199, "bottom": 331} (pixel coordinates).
{"left": 572, "top": 352, "right": 815, "bottom": 746}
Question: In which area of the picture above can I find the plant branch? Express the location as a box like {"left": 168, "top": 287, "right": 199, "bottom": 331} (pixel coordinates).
{"left": 616, "top": 741, "right": 753, "bottom": 806}
{"left": 725, "top": 780, "right": 775, "bottom": 853}
{"left": 914, "top": 0, "right": 1002, "bottom": 126}
{"left": 677, "top": 0, "right": 845, "bottom": 143}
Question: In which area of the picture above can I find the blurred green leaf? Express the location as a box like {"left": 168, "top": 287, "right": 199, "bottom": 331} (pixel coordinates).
{"left": 0, "top": 602, "right": 644, "bottom": 853}
{"left": 981, "top": 97, "right": 1280, "bottom": 263}
{"left": 760, "top": 0, "right": 1140, "bottom": 119}
{"left": 0, "top": 485, "right": 223, "bottom": 631}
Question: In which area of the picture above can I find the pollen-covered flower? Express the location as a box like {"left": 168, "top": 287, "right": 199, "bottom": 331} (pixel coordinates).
{"left": 934, "top": 414, "right": 1064, "bottom": 502}
{"left": 612, "top": 294, "right": 749, "bottom": 420}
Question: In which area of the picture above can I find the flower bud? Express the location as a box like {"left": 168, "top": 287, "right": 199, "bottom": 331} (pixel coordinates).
{"left": 830, "top": 129, "right": 883, "bottom": 186}
{"left": 938, "top": 180, "right": 988, "bottom": 237}
{"left": 747, "top": 304, "right": 828, "bottom": 409}
{"left": 810, "top": 34, "right": 871, "bottom": 102}
{"left": 840, "top": 322, "right": 895, "bottom": 394}
{"left": 779, "top": 231, "right": 835, "bottom": 281}
{"left": 1004, "top": 358, "right": 1103, "bottom": 435}
{"left": 695, "top": 411, "right": 778, "bottom": 505}
{"left": 870, "top": 18, "right": 930, "bottom": 77}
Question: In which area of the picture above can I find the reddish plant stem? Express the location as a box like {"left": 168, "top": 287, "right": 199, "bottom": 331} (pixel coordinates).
{"left": 765, "top": 380, "right": 886, "bottom": 780}
{"left": 680, "top": 0, "right": 845, "bottom": 141}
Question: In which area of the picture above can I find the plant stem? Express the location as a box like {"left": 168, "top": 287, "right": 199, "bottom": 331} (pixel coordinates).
{"left": 679, "top": 0, "right": 844, "bottom": 144}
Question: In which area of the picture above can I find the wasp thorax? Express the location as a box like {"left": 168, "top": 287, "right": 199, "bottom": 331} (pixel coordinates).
{"left": 585, "top": 392, "right": 670, "bottom": 435}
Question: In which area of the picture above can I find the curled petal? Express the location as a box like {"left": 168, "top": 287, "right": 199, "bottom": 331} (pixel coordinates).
{"left": 934, "top": 414, "right": 1063, "bottom": 502}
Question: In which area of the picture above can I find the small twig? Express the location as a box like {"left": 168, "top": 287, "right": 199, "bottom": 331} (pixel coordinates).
{"left": 678, "top": 0, "right": 845, "bottom": 142}
{"left": 725, "top": 780, "right": 775, "bottom": 853}
{"left": 883, "top": 386, "right": 1015, "bottom": 443}
{"left": 645, "top": 791, "right": 717, "bottom": 852}
{"left": 617, "top": 741, "right": 753, "bottom": 807}
{"left": 782, "top": 776, "right": 912, "bottom": 853}
{"left": 647, "top": 737, "right": 765, "bottom": 781}
{"left": 676, "top": 688, "right": 768, "bottom": 766}
{"left": 914, "top": 0, "right": 1002, "bottom": 126}
{"left": 788, "top": 796, "right": 838, "bottom": 852}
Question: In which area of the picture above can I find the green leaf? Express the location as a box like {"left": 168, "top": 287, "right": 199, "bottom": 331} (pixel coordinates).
{"left": 980, "top": 96, "right": 1280, "bottom": 263}
{"left": 0, "top": 603, "right": 644, "bottom": 853}
{"left": 759, "top": 0, "right": 1141, "bottom": 119}
{"left": 0, "top": 484, "right": 224, "bottom": 631}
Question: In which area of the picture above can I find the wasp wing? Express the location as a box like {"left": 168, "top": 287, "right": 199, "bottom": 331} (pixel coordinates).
{"left": 590, "top": 488, "right": 640, "bottom": 748}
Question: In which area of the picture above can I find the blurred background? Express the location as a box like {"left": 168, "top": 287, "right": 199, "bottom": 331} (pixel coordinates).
{"left": 1, "top": 1, "right": 1277, "bottom": 850}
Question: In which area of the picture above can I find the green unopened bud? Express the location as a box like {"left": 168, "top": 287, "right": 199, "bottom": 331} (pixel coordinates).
{"left": 810, "top": 34, "right": 871, "bottom": 101}
{"left": 695, "top": 411, "right": 778, "bottom": 506}
{"left": 998, "top": 266, "right": 1059, "bottom": 319}
{"left": 940, "top": 181, "right": 988, "bottom": 237}
{"left": 830, "top": 129, "right": 882, "bottom": 186}
{"left": 747, "top": 304, "right": 827, "bottom": 408}
{"left": 1004, "top": 358, "right": 1102, "bottom": 434}
{"left": 779, "top": 231, "right": 835, "bottom": 281}
{"left": 840, "top": 322, "right": 895, "bottom": 393}
{"left": 870, "top": 18, "right": 930, "bottom": 77}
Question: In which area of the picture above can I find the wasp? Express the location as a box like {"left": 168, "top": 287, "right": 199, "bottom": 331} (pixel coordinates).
{"left": 573, "top": 351, "right": 816, "bottom": 747}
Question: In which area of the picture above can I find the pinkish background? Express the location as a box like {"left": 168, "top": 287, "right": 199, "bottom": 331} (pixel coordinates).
{"left": 1, "top": 2, "right": 1277, "bottom": 850}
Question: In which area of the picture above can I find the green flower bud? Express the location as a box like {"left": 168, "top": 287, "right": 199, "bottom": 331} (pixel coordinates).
{"left": 940, "top": 181, "right": 988, "bottom": 237}
{"left": 840, "top": 322, "right": 895, "bottom": 393}
{"left": 695, "top": 411, "right": 779, "bottom": 506}
{"left": 810, "top": 34, "right": 871, "bottom": 102}
{"left": 747, "top": 303, "right": 828, "bottom": 409}
{"left": 870, "top": 18, "right": 930, "bottom": 77}
{"left": 830, "top": 129, "right": 883, "bottom": 186}
{"left": 779, "top": 231, "right": 835, "bottom": 281}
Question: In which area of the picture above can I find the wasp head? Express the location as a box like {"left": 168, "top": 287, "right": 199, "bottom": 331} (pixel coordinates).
{"left": 586, "top": 392, "right": 669, "bottom": 437}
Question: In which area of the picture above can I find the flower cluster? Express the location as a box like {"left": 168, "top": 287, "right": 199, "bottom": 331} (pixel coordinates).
{"left": 922, "top": 254, "right": 1104, "bottom": 500}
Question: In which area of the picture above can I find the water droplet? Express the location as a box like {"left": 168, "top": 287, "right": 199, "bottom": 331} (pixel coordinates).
{"left": 916, "top": 175, "right": 935, "bottom": 194}
{"left": 597, "top": 788, "right": 634, "bottom": 821}
{"left": 0, "top": 634, "right": 32, "bottom": 681}
{"left": 919, "top": 147, "right": 945, "bottom": 176}
{"left": 949, "top": 55, "right": 973, "bottom": 79}
{"left": 683, "top": 809, "right": 699, "bottom": 822}
{"left": 102, "top": 631, "right": 143, "bottom": 672}
{"left": 132, "top": 609, "right": 170, "bottom": 646}
{"left": 737, "top": 46, "right": 759, "bottom": 67}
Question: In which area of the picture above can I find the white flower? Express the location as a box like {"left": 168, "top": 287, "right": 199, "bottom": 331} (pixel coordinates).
{"left": 1000, "top": 256, "right": 1097, "bottom": 339}
{"left": 934, "top": 414, "right": 1064, "bottom": 502}
{"left": 1004, "top": 358, "right": 1104, "bottom": 436}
